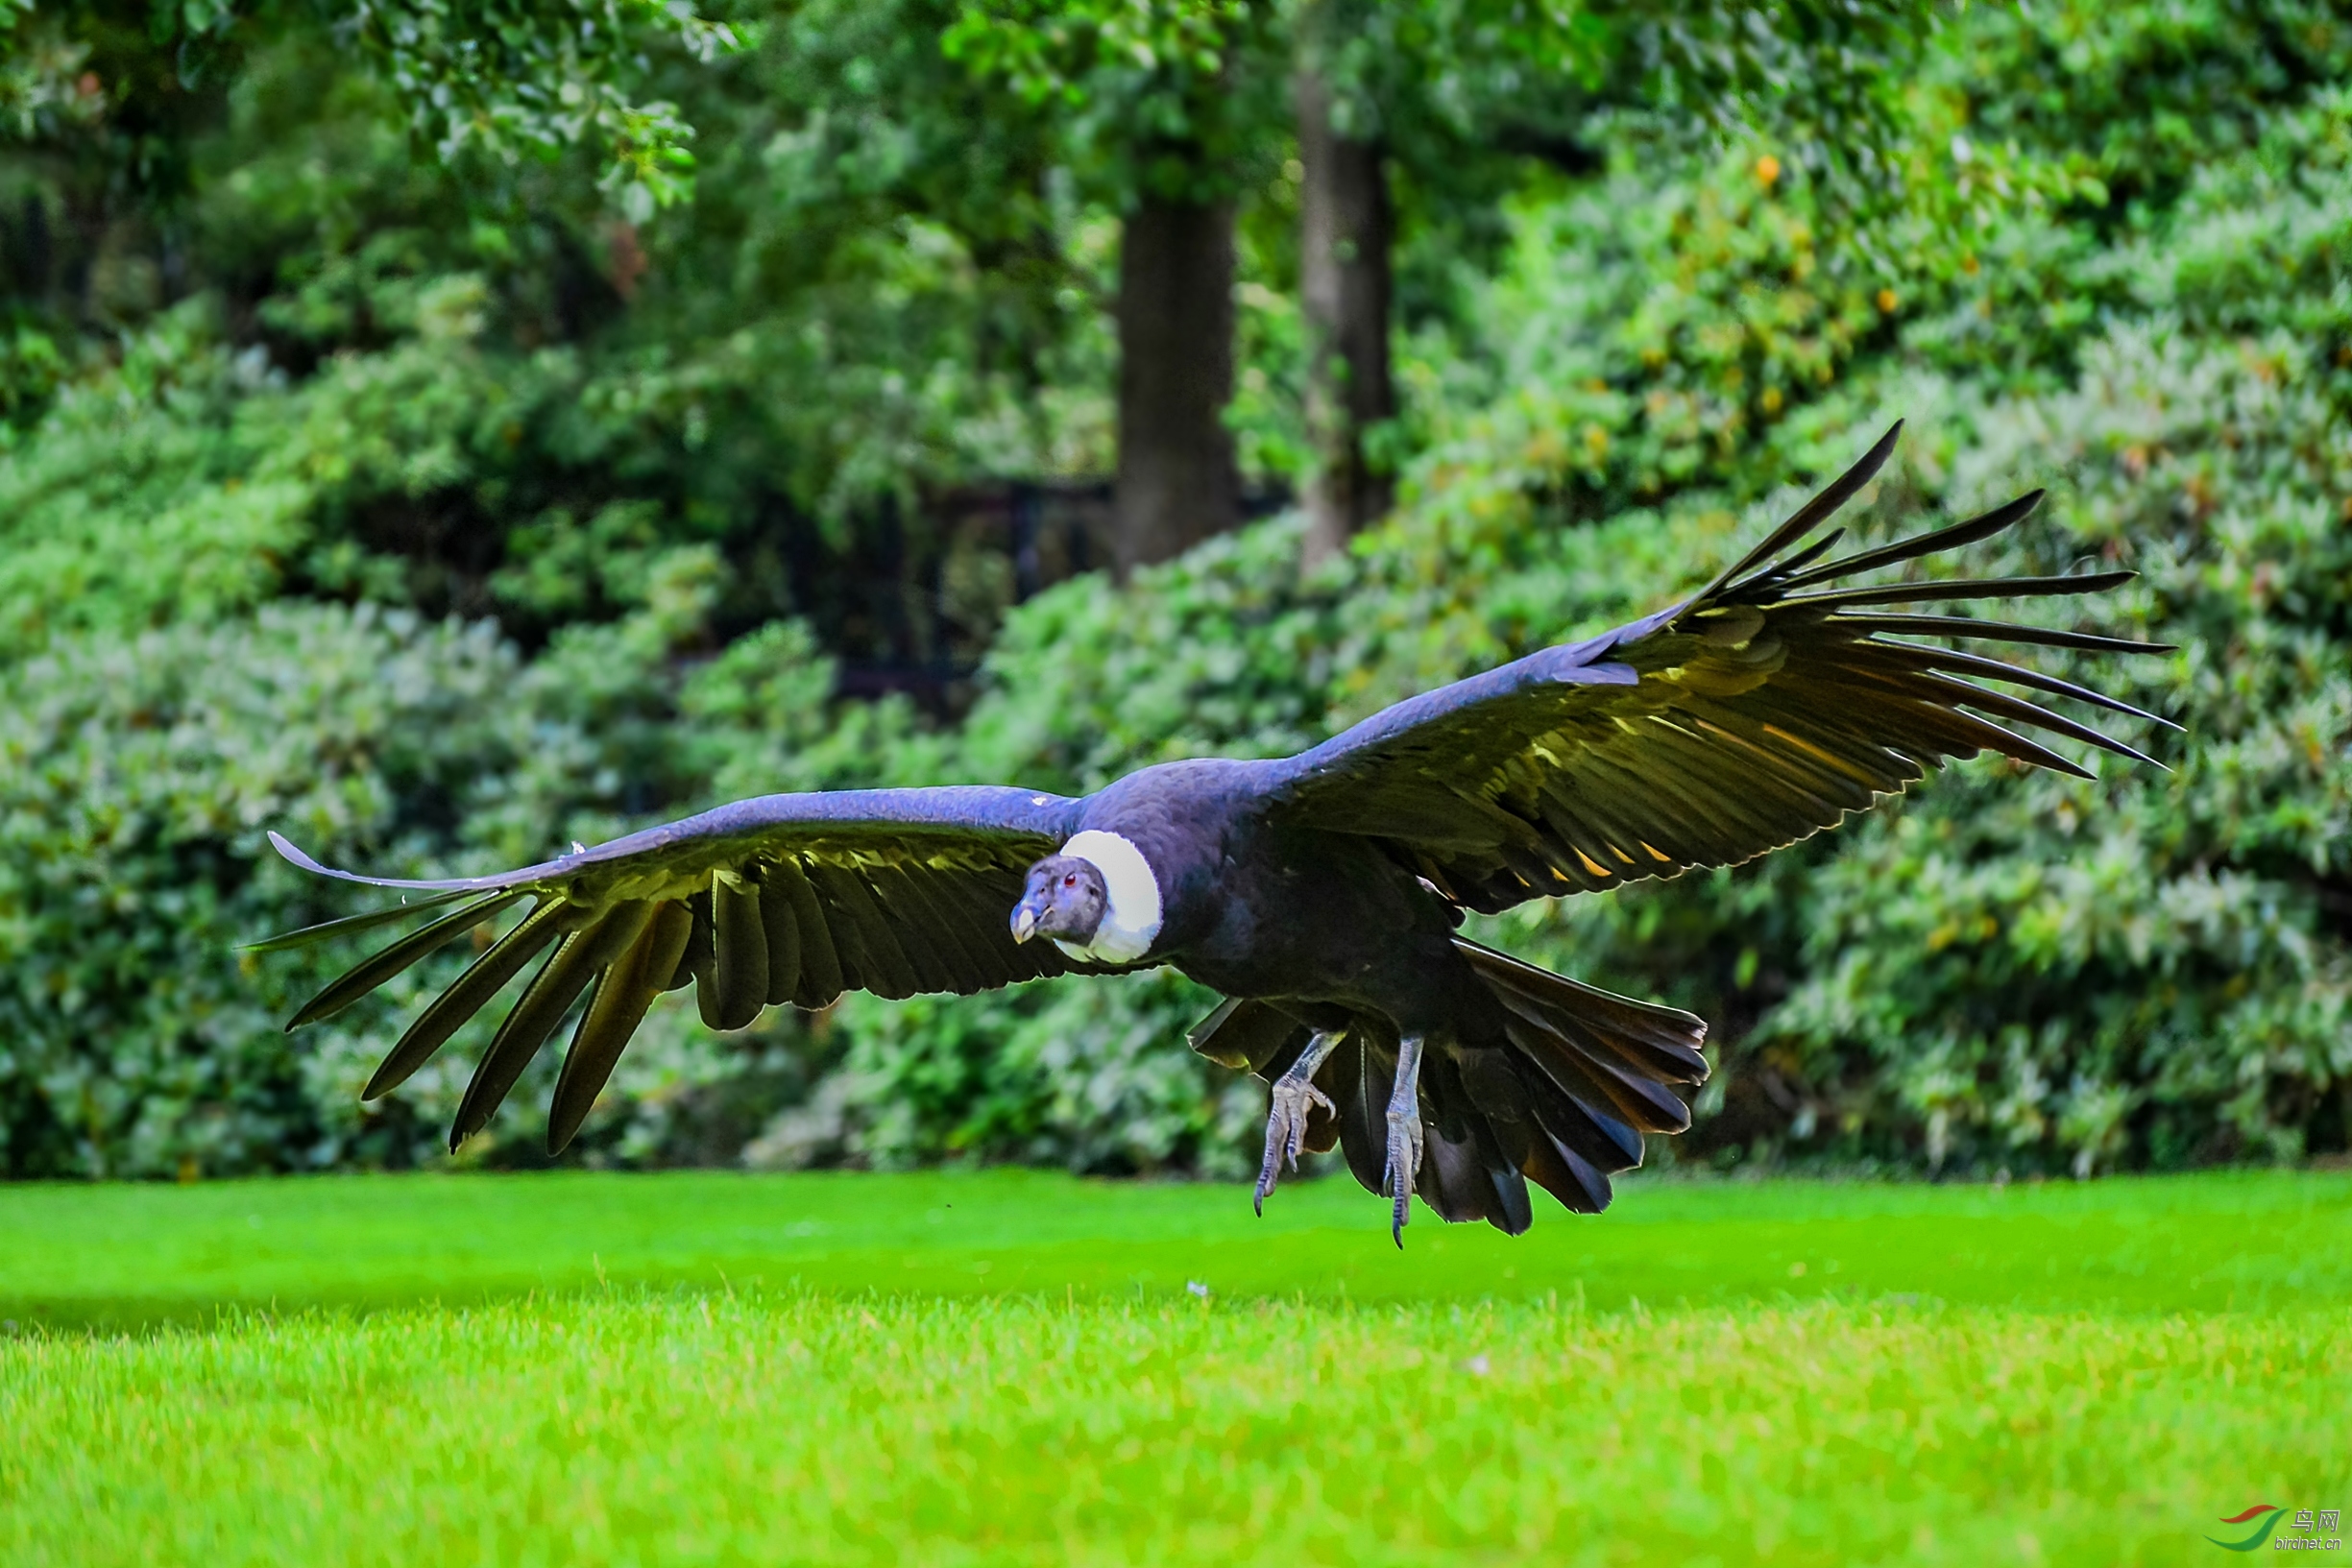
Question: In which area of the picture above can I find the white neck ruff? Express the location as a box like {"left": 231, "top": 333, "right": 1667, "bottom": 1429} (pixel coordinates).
{"left": 1052, "top": 830, "right": 1164, "bottom": 964}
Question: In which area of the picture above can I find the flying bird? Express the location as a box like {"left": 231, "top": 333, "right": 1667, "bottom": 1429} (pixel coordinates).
{"left": 256, "top": 423, "right": 2170, "bottom": 1243}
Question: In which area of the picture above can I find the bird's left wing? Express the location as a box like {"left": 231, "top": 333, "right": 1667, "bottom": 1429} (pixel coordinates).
{"left": 1262, "top": 422, "right": 2174, "bottom": 913}
{"left": 255, "top": 785, "right": 1085, "bottom": 1151}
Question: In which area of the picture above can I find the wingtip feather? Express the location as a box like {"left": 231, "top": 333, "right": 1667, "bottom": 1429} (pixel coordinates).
{"left": 263, "top": 829, "right": 530, "bottom": 893}
{"left": 1769, "top": 487, "right": 2050, "bottom": 597}
{"left": 267, "top": 830, "right": 312, "bottom": 869}
{"left": 1680, "top": 419, "right": 1906, "bottom": 619}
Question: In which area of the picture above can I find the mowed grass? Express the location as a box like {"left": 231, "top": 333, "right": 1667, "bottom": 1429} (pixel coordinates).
{"left": 2, "top": 1170, "right": 2347, "bottom": 1567}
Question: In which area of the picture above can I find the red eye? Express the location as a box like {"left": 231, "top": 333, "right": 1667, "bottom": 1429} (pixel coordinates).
{"left": 1062, "top": 874, "right": 1077, "bottom": 888}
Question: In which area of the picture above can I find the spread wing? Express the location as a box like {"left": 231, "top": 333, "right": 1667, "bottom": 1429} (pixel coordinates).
{"left": 1264, "top": 422, "right": 2175, "bottom": 913}
{"left": 255, "top": 786, "right": 1086, "bottom": 1152}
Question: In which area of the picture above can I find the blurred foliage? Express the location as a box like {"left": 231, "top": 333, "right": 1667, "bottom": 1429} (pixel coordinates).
{"left": 1, "top": 0, "right": 2347, "bottom": 1180}
{"left": 943, "top": 0, "right": 1281, "bottom": 202}
{"left": 0, "top": 0, "right": 736, "bottom": 218}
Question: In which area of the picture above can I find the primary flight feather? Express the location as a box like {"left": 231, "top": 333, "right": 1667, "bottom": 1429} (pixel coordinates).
{"left": 259, "top": 422, "right": 2171, "bottom": 1242}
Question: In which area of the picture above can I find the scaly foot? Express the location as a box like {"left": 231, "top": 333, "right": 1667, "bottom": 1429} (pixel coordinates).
{"left": 1383, "top": 1033, "right": 1426, "bottom": 1246}
{"left": 1255, "top": 1029, "right": 1343, "bottom": 1214}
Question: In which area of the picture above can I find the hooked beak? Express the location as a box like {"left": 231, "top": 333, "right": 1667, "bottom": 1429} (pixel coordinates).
{"left": 1010, "top": 904, "right": 1039, "bottom": 944}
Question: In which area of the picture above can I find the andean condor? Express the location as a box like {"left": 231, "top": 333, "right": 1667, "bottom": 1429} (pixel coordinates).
{"left": 258, "top": 423, "right": 2170, "bottom": 1242}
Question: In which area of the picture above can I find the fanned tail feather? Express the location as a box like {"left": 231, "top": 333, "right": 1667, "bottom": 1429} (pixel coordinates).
{"left": 1456, "top": 939, "right": 1705, "bottom": 1218}
{"left": 1191, "top": 941, "right": 1707, "bottom": 1230}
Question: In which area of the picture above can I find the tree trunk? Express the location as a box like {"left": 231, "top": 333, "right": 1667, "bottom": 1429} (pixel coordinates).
{"left": 1112, "top": 191, "right": 1238, "bottom": 576}
{"left": 1296, "top": 68, "right": 1394, "bottom": 567}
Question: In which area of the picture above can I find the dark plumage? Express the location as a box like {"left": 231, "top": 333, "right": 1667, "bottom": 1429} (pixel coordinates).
{"left": 255, "top": 423, "right": 2171, "bottom": 1242}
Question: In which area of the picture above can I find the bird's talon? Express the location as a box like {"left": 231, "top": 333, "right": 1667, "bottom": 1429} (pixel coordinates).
{"left": 1383, "top": 1032, "right": 1426, "bottom": 1247}
{"left": 1255, "top": 1079, "right": 1319, "bottom": 1210}
{"left": 1384, "top": 1108, "right": 1422, "bottom": 1244}
{"left": 1253, "top": 1031, "right": 1344, "bottom": 1215}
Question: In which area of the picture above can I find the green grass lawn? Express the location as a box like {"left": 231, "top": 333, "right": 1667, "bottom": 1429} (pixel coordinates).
{"left": 2, "top": 1169, "right": 2347, "bottom": 1566}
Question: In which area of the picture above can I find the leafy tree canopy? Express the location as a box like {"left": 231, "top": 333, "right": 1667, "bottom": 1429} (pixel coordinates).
{"left": 0, "top": 0, "right": 741, "bottom": 214}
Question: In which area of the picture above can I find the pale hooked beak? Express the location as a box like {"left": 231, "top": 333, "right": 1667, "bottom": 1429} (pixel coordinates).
{"left": 1010, "top": 905, "right": 1038, "bottom": 944}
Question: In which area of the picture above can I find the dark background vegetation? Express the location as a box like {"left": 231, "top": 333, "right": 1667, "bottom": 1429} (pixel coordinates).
{"left": 1, "top": 0, "right": 2345, "bottom": 1184}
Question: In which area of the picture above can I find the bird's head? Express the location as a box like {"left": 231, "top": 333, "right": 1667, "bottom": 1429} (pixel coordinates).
{"left": 1010, "top": 855, "right": 1106, "bottom": 946}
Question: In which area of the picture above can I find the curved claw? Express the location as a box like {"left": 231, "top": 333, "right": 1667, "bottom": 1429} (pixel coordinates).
{"left": 1254, "top": 1077, "right": 1336, "bottom": 1215}
{"left": 1382, "top": 1107, "right": 1424, "bottom": 1246}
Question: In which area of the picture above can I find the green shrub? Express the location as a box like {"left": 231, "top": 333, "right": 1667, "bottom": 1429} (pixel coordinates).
{"left": 812, "top": 971, "right": 1257, "bottom": 1176}
{"left": 0, "top": 596, "right": 874, "bottom": 1178}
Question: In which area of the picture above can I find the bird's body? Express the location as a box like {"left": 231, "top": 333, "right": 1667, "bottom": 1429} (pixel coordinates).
{"left": 1015, "top": 756, "right": 1713, "bottom": 1235}
{"left": 257, "top": 423, "right": 2170, "bottom": 1242}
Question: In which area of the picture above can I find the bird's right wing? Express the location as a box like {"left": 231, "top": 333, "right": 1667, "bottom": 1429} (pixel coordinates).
{"left": 254, "top": 785, "right": 1086, "bottom": 1152}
